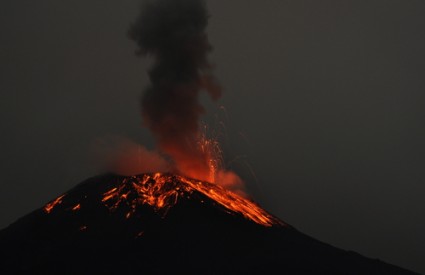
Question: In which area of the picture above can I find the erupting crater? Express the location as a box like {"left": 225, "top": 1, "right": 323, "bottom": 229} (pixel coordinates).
{"left": 44, "top": 173, "right": 283, "bottom": 228}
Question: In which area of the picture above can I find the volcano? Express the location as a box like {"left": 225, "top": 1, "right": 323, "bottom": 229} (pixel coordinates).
{"left": 0, "top": 173, "right": 418, "bottom": 274}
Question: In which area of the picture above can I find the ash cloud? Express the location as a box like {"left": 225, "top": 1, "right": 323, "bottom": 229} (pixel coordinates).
{"left": 129, "top": 0, "right": 221, "bottom": 180}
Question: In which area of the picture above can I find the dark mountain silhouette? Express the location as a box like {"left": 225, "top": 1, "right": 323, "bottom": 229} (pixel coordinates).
{"left": 0, "top": 173, "right": 419, "bottom": 274}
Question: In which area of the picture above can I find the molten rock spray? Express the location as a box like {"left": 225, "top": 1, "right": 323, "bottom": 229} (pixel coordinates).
{"left": 129, "top": 0, "right": 241, "bottom": 189}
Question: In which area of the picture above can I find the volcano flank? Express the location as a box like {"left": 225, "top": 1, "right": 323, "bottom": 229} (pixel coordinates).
{"left": 0, "top": 174, "right": 419, "bottom": 274}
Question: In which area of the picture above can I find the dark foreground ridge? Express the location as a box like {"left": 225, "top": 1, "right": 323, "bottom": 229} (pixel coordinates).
{"left": 0, "top": 174, "right": 419, "bottom": 274}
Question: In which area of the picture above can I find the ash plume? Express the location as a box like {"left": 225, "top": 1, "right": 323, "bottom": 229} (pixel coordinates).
{"left": 129, "top": 0, "right": 221, "bottom": 181}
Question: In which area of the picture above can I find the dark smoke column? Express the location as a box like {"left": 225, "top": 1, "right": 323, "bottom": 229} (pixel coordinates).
{"left": 129, "top": 0, "right": 221, "bottom": 181}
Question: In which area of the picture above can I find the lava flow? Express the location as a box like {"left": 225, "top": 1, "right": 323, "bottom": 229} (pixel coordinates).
{"left": 44, "top": 173, "right": 283, "bottom": 227}
{"left": 43, "top": 194, "right": 65, "bottom": 214}
{"left": 102, "top": 173, "right": 282, "bottom": 226}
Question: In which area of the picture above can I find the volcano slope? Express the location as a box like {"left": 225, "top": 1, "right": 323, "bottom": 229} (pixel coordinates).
{"left": 0, "top": 173, "right": 419, "bottom": 274}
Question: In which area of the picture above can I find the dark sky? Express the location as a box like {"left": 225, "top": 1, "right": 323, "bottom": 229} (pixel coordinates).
{"left": 1, "top": 0, "right": 424, "bottom": 273}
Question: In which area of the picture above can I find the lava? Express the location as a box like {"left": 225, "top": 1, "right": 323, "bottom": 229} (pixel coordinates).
{"left": 72, "top": 204, "right": 81, "bottom": 211}
{"left": 101, "top": 173, "right": 282, "bottom": 227}
{"left": 43, "top": 173, "right": 282, "bottom": 227}
{"left": 44, "top": 194, "right": 65, "bottom": 214}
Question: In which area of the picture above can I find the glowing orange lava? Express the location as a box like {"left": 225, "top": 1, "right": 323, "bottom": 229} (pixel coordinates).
{"left": 43, "top": 174, "right": 282, "bottom": 227}
{"left": 101, "top": 173, "right": 282, "bottom": 227}
{"left": 72, "top": 204, "right": 81, "bottom": 211}
{"left": 44, "top": 194, "right": 65, "bottom": 214}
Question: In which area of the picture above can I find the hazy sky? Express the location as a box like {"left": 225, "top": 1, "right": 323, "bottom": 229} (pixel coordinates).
{"left": 1, "top": 0, "right": 424, "bottom": 273}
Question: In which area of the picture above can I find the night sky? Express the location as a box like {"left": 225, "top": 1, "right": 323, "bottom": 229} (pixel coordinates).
{"left": 1, "top": 0, "right": 424, "bottom": 273}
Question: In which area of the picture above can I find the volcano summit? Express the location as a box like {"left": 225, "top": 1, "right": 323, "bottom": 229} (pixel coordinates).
{"left": 0, "top": 173, "right": 418, "bottom": 274}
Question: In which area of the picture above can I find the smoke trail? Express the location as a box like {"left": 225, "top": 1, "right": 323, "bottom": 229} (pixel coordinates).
{"left": 129, "top": 0, "right": 221, "bottom": 181}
